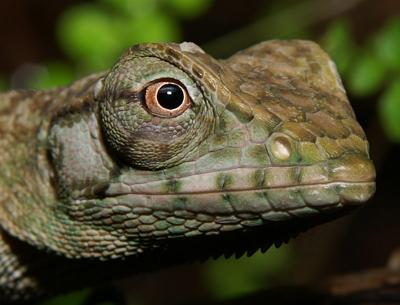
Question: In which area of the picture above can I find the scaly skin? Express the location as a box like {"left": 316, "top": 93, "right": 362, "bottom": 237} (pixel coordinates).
{"left": 0, "top": 40, "right": 375, "bottom": 302}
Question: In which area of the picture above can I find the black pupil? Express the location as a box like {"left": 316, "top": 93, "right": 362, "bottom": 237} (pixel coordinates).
{"left": 157, "top": 84, "right": 184, "bottom": 110}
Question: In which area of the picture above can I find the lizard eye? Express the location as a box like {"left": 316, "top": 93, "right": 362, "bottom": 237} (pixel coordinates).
{"left": 145, "top": 80, "right": 191, "bottom": 117}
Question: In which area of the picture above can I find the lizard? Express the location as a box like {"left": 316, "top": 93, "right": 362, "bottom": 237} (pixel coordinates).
{"left": 0, "top": 40, "right": 376, "bottom": 302}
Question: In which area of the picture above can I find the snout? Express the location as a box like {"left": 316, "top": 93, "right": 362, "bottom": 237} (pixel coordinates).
{"left": 326, "top": 153, "right": 376, "bottom": 205}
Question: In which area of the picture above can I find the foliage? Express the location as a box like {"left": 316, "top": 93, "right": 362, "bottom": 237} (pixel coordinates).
{"left": 379, "top": 81, "right": 400, "bottom": 142}
{"left": 322, "top": 17, "right": 400, "bottom": 142}
{"left": 0, "top": 74, "right": 7, "bottom": 91}
{"left": 40, "top": 289, "right": 91, "bottom": 305}
{"left": 30, "top": 0, "right": 212, "bottom": 89}
{"left": 27, "top": 61, "right": 74, "bottom": 89}
{"left": 205, "top": 245, "right": 292, "bottom": 299}
{"left": 372, "top": 18, "right": 400, "bottom": 70}
{"left": 321, "top": 19, "right": 356, "bottom": 75}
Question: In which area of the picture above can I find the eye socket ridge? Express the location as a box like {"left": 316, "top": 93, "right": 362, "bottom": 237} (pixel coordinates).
{"left": 144, "top": 78, "right": 191, "bottom": 118}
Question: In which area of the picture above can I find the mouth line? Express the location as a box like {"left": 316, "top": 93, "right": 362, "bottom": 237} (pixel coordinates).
{"left": 99, "top": 180, "right": 375, "bottom": 198}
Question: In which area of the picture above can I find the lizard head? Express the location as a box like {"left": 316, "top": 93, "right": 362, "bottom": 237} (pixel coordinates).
{"left": 1, "top": 41, "right": 376, "bottom": 262}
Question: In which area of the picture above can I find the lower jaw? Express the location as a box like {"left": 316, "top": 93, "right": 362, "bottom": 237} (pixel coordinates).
{"left": 90, "top": 181, "right": 375, "bottom": 238}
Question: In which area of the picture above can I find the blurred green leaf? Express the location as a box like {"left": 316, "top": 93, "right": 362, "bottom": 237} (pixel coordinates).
{"left": 372, "top": 17, "right": 400, "bottom": 71}
{"left": 166, "top": 0, "right": 213, "bottom": 18}
{"left": 99, "top": 0, "right": 158, "bottom": 16}
{"left": 379, "top": 80, "right": 400, "bottom": 142}
{"left": 119, "top": 13, "right": 180, "bottom": 45}
{"left": 205, "top": 245, "right": 292, "bottom": 300}
{"left": 28, "top": 61, "right": 74, "bottom": 89}
{"left": 57, "top": 4, "right": 122, "bottom": 71}
{"left": 348, "top": 51, "right": 386, "bottom": 97}
{"left": 58, "top": 3, "right": 182, "bottom": 72}
{"left": 39, "top": 289, "right": 91, "bottom": 305}
{"left": 321, "top": 19, "right": 356, "bottom": 75}
{"left": 0, "top": 74, "right": 7, "bottom": 91}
